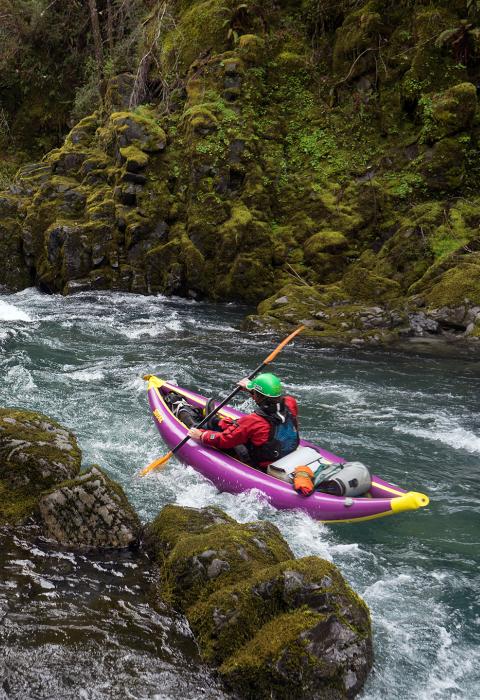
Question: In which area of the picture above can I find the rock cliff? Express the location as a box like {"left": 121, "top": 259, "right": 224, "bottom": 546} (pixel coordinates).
{"left": 2, "top": 0, "right": 480, "bottom": 349}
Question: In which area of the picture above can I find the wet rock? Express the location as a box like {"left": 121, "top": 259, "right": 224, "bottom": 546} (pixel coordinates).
{"left": 0, "top": 409, "right": 81, "bottom": 525}
{"left": 145, "top": 504, "right": 292, "bottom": 611}
{"left": 37, "top": 465, "right": 140, "bottom": 550}
{"left": 0, "top": 409, "right": 81, "bottom": 492}
{"left": 148, "top": 507, "right": 373, "bottom": 699}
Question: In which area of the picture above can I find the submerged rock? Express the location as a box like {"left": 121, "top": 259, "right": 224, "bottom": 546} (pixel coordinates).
{"left": 146, "top": 505, "right": 373, "bottom": 699}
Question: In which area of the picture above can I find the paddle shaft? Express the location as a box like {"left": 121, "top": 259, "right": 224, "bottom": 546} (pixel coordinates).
{"left": 141, "top": 325, "right": 305, "bottom": 474}
{"left": 165, "top": 325, "right": 305, "bottom": 455}
{"left": 167, "top": 361, "right": 272, "bottom": 456}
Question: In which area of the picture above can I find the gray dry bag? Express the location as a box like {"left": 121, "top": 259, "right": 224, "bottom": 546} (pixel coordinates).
{"left": 316, "top": 461, "right": 371, "bottom": 497}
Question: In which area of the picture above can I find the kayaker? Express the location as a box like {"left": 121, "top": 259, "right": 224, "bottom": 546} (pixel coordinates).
{"left": 187, "top": 373, "right": 300, "bottom": 471}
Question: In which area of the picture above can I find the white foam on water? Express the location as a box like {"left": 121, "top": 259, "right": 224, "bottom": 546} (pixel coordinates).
{"left": 119, "top": 324, "right": 165, "bottom": 340}
{"left": 288, "top": 381, "right": 366, "bottom": 405}
{"left": 3, "top": 365, "right": 36, "bottom": 392}
{"left": 395, "top": 423, "right": 480, "bottom": 455}
{"left": 26, "top": 546, "right": 77, "bottom": 563}
{"left": 36, "top": 577, "right": 56, "bottom": 590}
{"left": 0, "top": 299, "right": 33, "bottom": 322}
{"left": 69, "top": 368, "right": 106, "bottom": 382}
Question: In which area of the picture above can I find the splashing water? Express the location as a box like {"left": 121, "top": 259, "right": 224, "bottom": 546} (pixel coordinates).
{"left": 1, "top": 288, "right": 479, "bottom": 699}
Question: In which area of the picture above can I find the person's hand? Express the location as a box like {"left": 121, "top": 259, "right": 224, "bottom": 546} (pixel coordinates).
{"left": 237, "top": 377, "right": 250, "bottom": 390}
{"left": 188, "top": 428, "right": 204, "bottom": 441}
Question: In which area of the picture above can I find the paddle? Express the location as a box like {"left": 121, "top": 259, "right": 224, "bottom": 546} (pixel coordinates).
{"left": 140, "top": 324, "right": 305, "bottom": 476}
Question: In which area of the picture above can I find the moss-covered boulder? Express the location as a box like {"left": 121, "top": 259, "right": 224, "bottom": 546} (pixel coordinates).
{"left": 0, "top": 409, "right": 81, "bottom": 525}
{"left": 220, "top": 605, "right": 371, "bottom": 700}
{"left": 37, "top": 465, "right": 141, "bottom": 550}
{"left": 0, "top": 201, "right": 32, "bottom": 290}
{"left": 423, "top": 82, "right": 477, "bottom": 142}
{"left": 147, "top": 505, "right": 373, "bottom": 699}
{"left": 189, "top": 555, "right": 371, "bottom": 663}
{"left": 108, "top": 111, "right": 167, "bottom": 153}
{"left": 145, "top": 504, "right": 292, "bottom": 611}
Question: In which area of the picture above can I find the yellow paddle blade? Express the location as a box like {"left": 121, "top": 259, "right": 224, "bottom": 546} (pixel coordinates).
{"left": 140, "top": 451, "right": 173, "bottom": 476}
{"left": 264, "top": 325, "right": 305, "bottom": 364}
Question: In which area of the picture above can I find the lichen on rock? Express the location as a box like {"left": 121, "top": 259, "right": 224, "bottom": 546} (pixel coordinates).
{"left": 37, "top": 465, "right": 141, "bottom": 550}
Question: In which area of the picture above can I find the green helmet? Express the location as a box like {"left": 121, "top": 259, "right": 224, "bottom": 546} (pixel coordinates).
{"left": 246, "top": 373, "right": 283, "bottom": 397}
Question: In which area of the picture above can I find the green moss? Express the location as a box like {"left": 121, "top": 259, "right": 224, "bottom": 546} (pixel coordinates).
{"left": 220, "top": 606, "right": 323, "bottom": 669}
{"left": 145, "top": 504, "right": 236, "bottom": 558}
{"left": 0, "top": 480, "right": 40, "bottom": 526}
{"left": 419, "top": 137, "right": 467, "bottom": 192}
{"left": 189, "top": 555, "right": 370, "bottom": 665}
{"left": 420, "top": 82, "right": 477, "bottom": 143}
{"left": 424, "top": 259, "right": 480, "bottom": 307}
{"left": 332, "top": 3, "right": 382, "bottom": 79}
{"left": 155, "top": 518, "right": 293, "bottom": 610}
{"left": 342, "top": 265, "right": 402, "bottom": 302}
{"left": 238, "top": 34, "right": 265, "bottom": 63}
{"left": 161, "top": 0, "right": 231, "bottom": 73}
{"left": 119, "top": 146, "right": 149, "bottom": 171}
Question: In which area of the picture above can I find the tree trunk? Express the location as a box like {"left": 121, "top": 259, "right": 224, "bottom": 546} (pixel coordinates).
{"left": 87, "top": 0, "right": 103, "bottom": 72}
{"left": 106, "top": 0, "right": 114, "bottom": 54}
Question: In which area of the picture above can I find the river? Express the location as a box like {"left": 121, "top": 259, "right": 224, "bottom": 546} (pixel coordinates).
{"left": 0, "top": 288, "right": 479, "bottom": 699}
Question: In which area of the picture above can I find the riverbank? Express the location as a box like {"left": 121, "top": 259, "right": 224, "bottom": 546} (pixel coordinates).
{"left": 0, "top": 288, "right": 479, "bottom": 699}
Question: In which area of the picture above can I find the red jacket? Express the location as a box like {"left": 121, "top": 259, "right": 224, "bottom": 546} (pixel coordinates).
{"left": 200, "top": 396, "right": 298, "bottom": 466}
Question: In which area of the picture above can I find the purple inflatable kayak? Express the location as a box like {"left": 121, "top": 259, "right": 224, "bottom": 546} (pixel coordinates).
{"left": 144, "top": 376, "right": 429, "bottom": 523}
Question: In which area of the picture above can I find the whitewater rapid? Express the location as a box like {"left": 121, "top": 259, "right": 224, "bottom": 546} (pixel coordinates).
{"left": 1, "top": 288, "right": 479, "bottom": 699}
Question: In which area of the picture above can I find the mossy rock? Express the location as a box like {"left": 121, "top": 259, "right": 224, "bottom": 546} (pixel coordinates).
{"left": 257, "top": 283, "right": 329, "bottom": 322}
{"left": 109, "top": 110, "right": 166, "bottom": 153}
{"left": 419, "top": 137, "right": 467, "bottom": 192}
{"left": 425, "top": 82, "right": 477, "bottom": 141}
{"left": 342, "top": 265, "right": 402, "bottom": 303}
{"left": 145, "top": 234, "right": 206, "bottom": 295}
{"left": 182, "top": 105, "right": 219, "bottom": 136}
{"left": 221, "top": 251, "right": 275, "bottom": 304}
{"left": 0, "top": 408, "right": 81, "bottom": 526}
{"left": 119, "top": 145, "right": 150, "bottom": 172}
{"left": 189, "top": 555, "right": 371, "bottom": 665}
{"left": 0, "top": 409, "right": 81, "bottom": 492}
{"left": 332, "top": 3, "right": 383, "bottom": 80}
{"left": 146, "top": 505, "right": 292, "bottom": 611}
{"left": 37, "top": 465, "right": 141, "bottom": 550}
{"left": 402, "top": 7, "right": 465, "bottom": 100}
{"left": 219, "top": 606, "right": 372, "bottom": 700}
{"left": 0, "top": 218, "right": 32, "bottom": 291}
{"left": 422, "top": 257, "right": 480, "bottom": 308}
{"left": 304, "top": 231, "right": 349, "bottom": 255}
{"left": 104, "top": 73, "right": 136, "bottom": 111}
{"left": 238, "top": 34, "right": 265, "bottom": 64}
{"left": 304, "top": 230, "right": 350, "bottom": 281}
{"left": 161, "top": 0, "right": 231, "bottom": 73}
{"left": 144, "top": 504, "right": 235, "bottom": 559}
{"left": 65, "top": 114, "right": 100, "bottom": 148}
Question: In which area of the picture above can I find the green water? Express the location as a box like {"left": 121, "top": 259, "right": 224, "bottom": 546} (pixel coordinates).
{"left": 0, "top": 289, "right": 479, "bottom": 699}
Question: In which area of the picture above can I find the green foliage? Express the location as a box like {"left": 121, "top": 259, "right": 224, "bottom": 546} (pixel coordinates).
{"left": 383, "top": 172, "right": 425, "bottom": 199}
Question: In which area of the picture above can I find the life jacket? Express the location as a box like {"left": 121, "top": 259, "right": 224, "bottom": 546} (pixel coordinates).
{"left": 246, "top": 398, "right": 300, "bottom": 467}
